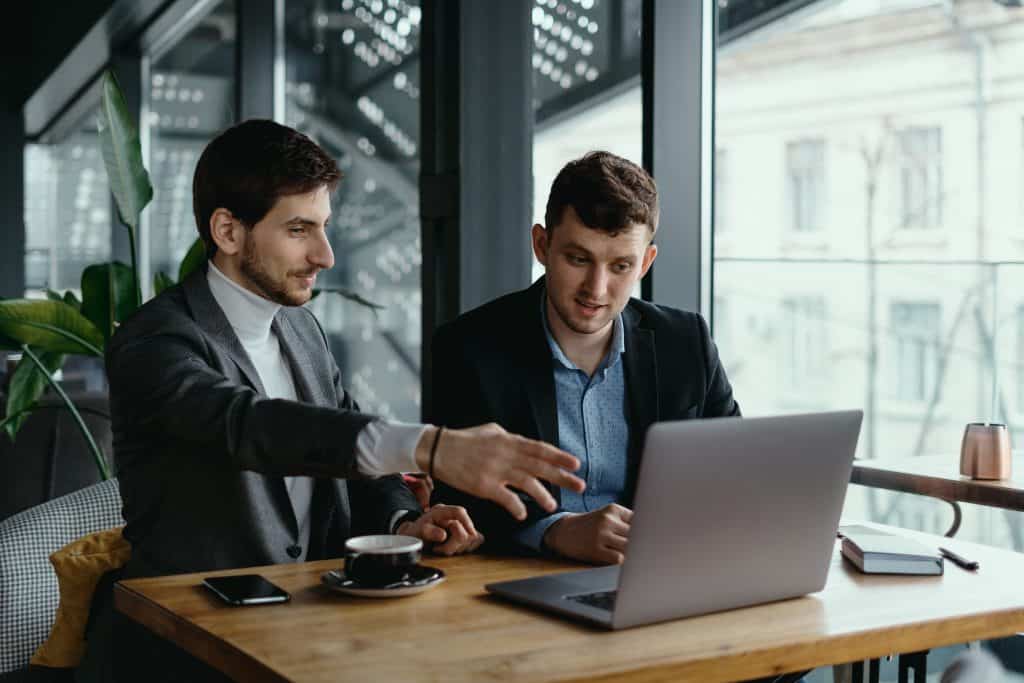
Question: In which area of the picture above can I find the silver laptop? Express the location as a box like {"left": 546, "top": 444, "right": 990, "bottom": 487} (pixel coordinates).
{"left": 486, "top": 410, "right": 862, "bottom": 630}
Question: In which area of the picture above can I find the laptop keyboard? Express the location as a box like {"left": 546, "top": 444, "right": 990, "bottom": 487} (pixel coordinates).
{"left": 566, "top": 589, "right": 617, "bottom": 612}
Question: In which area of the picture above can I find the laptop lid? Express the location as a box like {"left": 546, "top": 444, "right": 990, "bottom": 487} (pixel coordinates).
{"left": 610, "top": 410, "right": 862, "bottom": 629}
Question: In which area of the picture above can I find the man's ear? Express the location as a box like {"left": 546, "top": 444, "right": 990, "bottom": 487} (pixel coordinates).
{"left": 531, "top": 223, "right": 550, "bottom": 267}
{"left": 209, "top": 208, "right": 243, "bottom": 256}
{"left": 639, "top": 242, "right": 658, "bottom": 279}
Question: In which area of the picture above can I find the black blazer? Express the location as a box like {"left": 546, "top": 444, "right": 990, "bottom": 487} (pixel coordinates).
{"left": 430, "top": 278, "right": 739, "bottom": 550}
{"left": 107, "top": 265, "right": 419, "bottom": 578}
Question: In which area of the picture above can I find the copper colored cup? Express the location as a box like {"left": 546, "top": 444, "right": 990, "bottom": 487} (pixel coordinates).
{"left": 960, "top": 423, "right": 1012, "bottom": 480}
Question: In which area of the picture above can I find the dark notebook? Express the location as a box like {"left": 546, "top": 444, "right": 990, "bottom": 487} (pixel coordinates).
{"left": 839, "top": 525, "right": 944, "bottom": 575}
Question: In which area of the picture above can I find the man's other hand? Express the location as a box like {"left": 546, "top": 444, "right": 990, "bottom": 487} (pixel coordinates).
{"left": 397, "top": 504, "right": 484, "bottom": 556}
{"left": 543, "top": 504, "right": 632, "bottom": 565}
{"left": 416, "top": 423, "right": 585, "bottom": 521}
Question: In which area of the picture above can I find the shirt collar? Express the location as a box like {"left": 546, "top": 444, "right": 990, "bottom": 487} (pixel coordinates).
{"left": 540, "top": 288, "right": 625, "bottom": 373}
{"left": 206, "top": 260, "right": 281, "bottom": 344}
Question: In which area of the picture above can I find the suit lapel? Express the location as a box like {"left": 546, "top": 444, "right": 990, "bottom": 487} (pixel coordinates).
{"left": 273, "top": 311, "right": 331, "bottom": 405}
{"left": 181, "top": 266, "right": 268, "bottom": 396}
{"left": 622, "top": 304, "right": 658, "bottom": 507}
{"left": 521, "top": 281, "right": 558, "bottom": 447}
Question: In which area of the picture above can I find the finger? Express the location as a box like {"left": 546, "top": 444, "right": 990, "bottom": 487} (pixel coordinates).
{"left": 443, "top": 519, "right": 471, "bottom": 548}
{"left": 512, "top": 456, "right": 585, "bottom": 495}
{"left": 427, "top": 505, "right": 479, "bottom": 537}
{"left": 510, "top": 472, "right": 558, "bottom": 513}
{"left": 433, "top": 521, "right": 471, "bottom": 555}
{"left": 601, "top": 532, "right": 629, "bottom": 553}
{"left": 602, "top": 550, "right": 625, "bottom": 565}
{"left": 490, "top": 486, "right": 528, "bottom": 520}
{"left": 468, "top": 532, "right": 485, "bottom": 552}
{"left": 518, "top": 437, "right": 581, "bottom": 472}
{"left": 605, "top": 517, "right": 630, "bottom": 538}
{"left": 419, "top": 522, "right": 448, "bottom": 544}
{"left": 610, "top": 504, "right": 634, "bottom": 523}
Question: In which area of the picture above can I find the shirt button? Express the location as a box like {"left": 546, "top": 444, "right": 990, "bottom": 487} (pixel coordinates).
{"left": 286, "top": 544, "right": 302, "bottom": 559}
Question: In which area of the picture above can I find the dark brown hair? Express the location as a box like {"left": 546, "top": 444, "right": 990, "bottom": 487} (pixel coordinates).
{"left": 544, "top": 151, "right": 659, "bottom": 235}
{"left": 192, "top": 119, "right": 341, "bottom": 256}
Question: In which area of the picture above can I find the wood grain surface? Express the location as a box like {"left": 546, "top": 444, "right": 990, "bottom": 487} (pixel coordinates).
{"left": 115, "top": 524, "right": 1024, "bottom": 682}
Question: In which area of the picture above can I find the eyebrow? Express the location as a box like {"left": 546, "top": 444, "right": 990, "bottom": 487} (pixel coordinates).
{"left": 284, "top": 216, "right": 330, "bottom": 227}
{"left": 563, "top": 240, "right": 636, "bottom": 261}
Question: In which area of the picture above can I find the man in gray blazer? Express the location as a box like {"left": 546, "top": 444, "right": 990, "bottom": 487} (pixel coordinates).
{"left": 81, "top": 120, "right": 584, "bottom": 682}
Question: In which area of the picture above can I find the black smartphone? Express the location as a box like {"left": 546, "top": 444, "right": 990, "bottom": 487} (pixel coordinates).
{"left": 202, "top": 574, "right": 290, "bottom": 606}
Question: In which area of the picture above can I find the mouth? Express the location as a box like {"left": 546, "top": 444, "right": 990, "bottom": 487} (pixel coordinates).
{"left": 575, "top": 298, "right": 606, "bottom": 317}
{"left": 294, "top": 272, "right": 318, "bottom": 288}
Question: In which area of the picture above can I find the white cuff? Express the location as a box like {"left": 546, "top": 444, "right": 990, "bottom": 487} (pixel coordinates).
{"left": 355, "top": 420, "right": 428, "bottom": 476}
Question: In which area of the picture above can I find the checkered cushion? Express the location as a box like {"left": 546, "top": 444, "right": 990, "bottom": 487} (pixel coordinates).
{"left": 0, "top": 479, "right": 123, "bottom": 673}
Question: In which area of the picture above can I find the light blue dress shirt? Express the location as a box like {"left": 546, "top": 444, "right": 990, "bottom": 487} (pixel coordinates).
{"left": 514, "top": 297, "right": 630, "bottom": 551}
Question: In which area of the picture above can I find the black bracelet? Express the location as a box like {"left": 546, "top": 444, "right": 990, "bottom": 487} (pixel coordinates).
{"left": 428, "top": 426, "right": 444, "bottom": 481}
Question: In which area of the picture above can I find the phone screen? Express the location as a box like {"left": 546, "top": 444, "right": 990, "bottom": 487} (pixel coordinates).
{"left": 202, "top": 574, "right": 290, "bottom": 606}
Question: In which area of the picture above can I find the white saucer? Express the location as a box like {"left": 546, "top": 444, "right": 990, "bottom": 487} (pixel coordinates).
{"left": 321, "top": 565, "right": 445, "bottom": 598}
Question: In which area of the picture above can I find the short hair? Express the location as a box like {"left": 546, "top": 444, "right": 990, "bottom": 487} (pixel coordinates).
{"left": 192, "top": 120, "right": 341, "bottom": 256}
{"left": 544, "top": 151, "right": 659, "bottom": 235}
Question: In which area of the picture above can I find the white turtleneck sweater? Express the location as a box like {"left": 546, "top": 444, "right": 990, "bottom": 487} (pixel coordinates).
{"left": 206, "top": 262, "right": 425, "bottom": 551}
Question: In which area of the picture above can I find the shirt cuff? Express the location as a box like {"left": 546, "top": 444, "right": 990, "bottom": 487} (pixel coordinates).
{"left": 513, "top": 511, "right": 573, "bottom": 553}
{"left": 356, "top": 420, "right": 428, "bottom": 476}
{"left": 389, "top": 509, "right": 418, "bottom": 534}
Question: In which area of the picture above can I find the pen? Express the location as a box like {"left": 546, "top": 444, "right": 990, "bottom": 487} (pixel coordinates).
{"left": 939, "top": 546, "right": 980, "bottom": 571}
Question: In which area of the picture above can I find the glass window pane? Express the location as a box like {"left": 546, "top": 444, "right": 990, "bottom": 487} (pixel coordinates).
{"left": 147, "top": 0, "right": 237, "bottom": 284}
{"left": 532, "top": 0, "right": 643, "bottom": 283}
{"left": 284, "top": 0, "right": 422, "bottom": 421}
{"left": 24, "top": 108, "right": 111, "bottom": 297}
{"left": 713, "top": 0, "right": 1024, "bottom": 550}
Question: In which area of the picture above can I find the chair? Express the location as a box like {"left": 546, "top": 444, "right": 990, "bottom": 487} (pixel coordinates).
{"left": 0, "top": 392, "right": 114, "bottom": 521}
{"left": 0, "top": 479, "right": 123, "bottom": 674}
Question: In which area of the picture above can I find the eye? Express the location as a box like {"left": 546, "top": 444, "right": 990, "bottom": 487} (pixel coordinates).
{"left": 614, "top": 262, "right": 632, "bottom": 273}
{"left": 288, "top": 226, "right": 306, "bottom": 236}
{"left": 567, "top": 254, "right": 588, "bottom": 265}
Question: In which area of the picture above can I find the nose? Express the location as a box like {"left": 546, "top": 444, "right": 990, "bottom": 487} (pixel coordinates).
{"left": 309, "top": 231, "right": 334, "bottom": 270}
{"left": 583, "top": 265, "right": 609, "bottom": 299}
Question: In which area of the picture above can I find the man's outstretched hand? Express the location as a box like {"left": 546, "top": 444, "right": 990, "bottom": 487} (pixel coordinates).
{"left": 415, "top": 423, "right": 585, "bottom": 520}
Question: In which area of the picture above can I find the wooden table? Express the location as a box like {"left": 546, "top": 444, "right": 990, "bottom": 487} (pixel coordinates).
{"left": 852, "top": 456, "right": 1024, "bottom": 536}
{"left": 115, "top": 525, "right": 1024, "bottom": 683}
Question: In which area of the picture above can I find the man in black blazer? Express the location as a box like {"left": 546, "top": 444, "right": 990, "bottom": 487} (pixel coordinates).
{"left": 80, "top": 121, "right": 584, "bottom": 683}
{"left": 432, "top": 151, "right": 740, "bottom": 565}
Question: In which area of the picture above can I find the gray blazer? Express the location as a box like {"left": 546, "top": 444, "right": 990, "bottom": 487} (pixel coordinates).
{"left": 107, "top": 264, "right": 419, "bottom": 579}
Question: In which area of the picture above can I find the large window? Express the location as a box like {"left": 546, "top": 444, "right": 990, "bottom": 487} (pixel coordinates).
{"left": 714, "top": 0, "right": 1024, "bottom": 550}
{"left": 532, "top": 0, "right": 643, "bottom": 282}
{"left": 24, "top": 107, "right": 111, "bottom": 296}
{"left": 284, "top": 0, "right": 422, "bottom": 421}
{"left": 147, "top": 0, "right": 237, "bottom": 287}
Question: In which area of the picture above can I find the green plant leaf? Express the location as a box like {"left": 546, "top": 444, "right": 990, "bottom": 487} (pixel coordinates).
{"left": 2, "top": 349, "right": 65, "bottom": 441}
{"left": 46, "top": 290, "right": 83, "bottom": 311}
{"left": 0, "top": 300, "right": 104, "bottom": 356}
{"left": 311, "top": 287, "right": 385, "bottom": 312}
{"left": 178, "top": 238, "right": 206, "bottom": 282}
{"left": 97, "top": 71, "right": 152, "bottom": 233}
{"left": 81, "top": 262, "right": 136, "bottom": 343}
{"left": 153, "top": 271, "right": 175, "bottom": 296}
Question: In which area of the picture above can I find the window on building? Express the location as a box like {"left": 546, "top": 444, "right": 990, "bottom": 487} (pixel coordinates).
{"left": 785, "top": 139, "right": 825, "bottom": 233}
{"left": 897, "top": 126, "right": 942, "bottom": 230}
{"left": 781, "top": 296, "right": 828, "bottom": 390}
{"left": 890, "top": 301, "right": 940, "bottom": 402}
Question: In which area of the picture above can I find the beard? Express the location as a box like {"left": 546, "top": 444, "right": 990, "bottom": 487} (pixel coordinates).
{"left": 240, "top": 239, "right": 314, "bottom": 307}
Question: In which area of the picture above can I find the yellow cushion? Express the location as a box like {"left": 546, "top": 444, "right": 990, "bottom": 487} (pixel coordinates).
{"left": 30, "top": 526, "right": 131, "bottom": 668}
